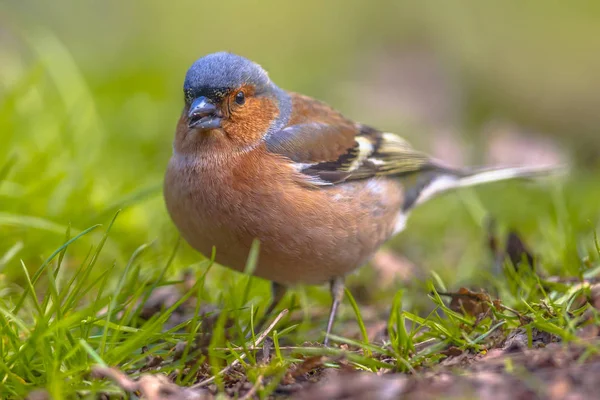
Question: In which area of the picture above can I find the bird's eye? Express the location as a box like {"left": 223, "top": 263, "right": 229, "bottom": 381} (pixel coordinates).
{"left": 235, "top": 91, "right": 245, "bottom": 105}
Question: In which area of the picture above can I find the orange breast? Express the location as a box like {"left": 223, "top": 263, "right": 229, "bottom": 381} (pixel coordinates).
{"left": 164, "top": 145, "right": 404, "bottom": 285}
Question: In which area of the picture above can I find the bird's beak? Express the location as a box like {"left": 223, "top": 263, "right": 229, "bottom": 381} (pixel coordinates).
{"left": 188, "top": 96, "right": 222, "bottom": 130}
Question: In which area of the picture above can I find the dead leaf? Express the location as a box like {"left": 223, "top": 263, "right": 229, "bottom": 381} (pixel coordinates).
{"left": 289, "top": 356, "right": 326, "bottom": 379}
{"left": 440, "top": 346, "right": 463, "bottom": 357}
{"left": 440, "top": 288, "right": 493, "bottom": 317}
{"left": 92, "top": 366, "right": 212, "bottom": 400}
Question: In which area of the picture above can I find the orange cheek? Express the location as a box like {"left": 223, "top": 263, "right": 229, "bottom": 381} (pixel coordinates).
{"left": 222, "top": 97, "right": 278, "bottom": 147}
{"left": 174, "top": 111, "right": 190, "bottom": 142}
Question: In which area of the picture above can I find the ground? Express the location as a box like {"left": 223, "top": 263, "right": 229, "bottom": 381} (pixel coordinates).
{"left": 2, "top": 8, "right": 600, "bottom": 398}
{"left": 4, "top": 220, "right": 600, "bottom": 399}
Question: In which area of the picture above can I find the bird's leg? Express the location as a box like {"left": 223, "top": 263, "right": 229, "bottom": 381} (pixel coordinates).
{"left": 251, "top": 282, "right": 287, "bottom": 336}
{"left": 323, "top": 276, "right": 345, "bottom": 346}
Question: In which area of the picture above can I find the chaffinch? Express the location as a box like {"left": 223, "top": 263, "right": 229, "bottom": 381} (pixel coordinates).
{"left": 164, "top": 52, "right": 553, "bottom": 344}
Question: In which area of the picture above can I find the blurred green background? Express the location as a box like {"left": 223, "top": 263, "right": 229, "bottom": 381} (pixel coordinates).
{"left": 1, "top": 1, "right": 600, "bottom": 321}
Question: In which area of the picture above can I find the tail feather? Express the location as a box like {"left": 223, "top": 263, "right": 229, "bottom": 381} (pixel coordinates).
{"left": 410, "top": 164, "right": 564, "bottom": 210}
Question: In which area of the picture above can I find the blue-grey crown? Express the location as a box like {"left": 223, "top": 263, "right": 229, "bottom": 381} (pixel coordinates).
{"left": 184, "top": 52, "right": 272, "bottom": 100}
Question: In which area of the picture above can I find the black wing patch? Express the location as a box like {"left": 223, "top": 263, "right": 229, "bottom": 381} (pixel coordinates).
{"left": 301, "top": 125, "right": 433, "bottom": 184}
{"left": 266, "top": 122, "right": 441, "bottom": 186}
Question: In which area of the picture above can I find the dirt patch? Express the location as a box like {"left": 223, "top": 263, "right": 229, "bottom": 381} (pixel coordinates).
{"left": 84, "top": 340, "right": 600, "bottom": 400}
{"left": 293, "top": 342, "right": 600, "bottom": 400}
{"left": 79, "top": 259, "right": 600, "bottom": 400}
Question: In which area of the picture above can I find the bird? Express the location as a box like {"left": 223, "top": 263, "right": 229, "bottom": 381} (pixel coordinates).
{"left": 164, "top": 52, "right": 556, "bottom": 345}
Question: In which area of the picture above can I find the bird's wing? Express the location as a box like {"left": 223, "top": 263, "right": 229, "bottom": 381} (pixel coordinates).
{"left": 264, "top": 93, "right": 558, "bottom": 211}
{"left": 265, "top": 93, "right": 438, "bottom": 185}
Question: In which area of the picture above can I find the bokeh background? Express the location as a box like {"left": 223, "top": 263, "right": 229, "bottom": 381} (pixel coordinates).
{"left": 2, "top": 1, "right": 600, "bottom": 331}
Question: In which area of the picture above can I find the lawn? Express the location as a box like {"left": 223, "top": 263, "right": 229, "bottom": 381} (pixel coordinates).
{"left": 2, "top": 3, "right": 600, "bottom": 399}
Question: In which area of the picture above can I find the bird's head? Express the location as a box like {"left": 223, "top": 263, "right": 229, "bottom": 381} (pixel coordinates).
{"left": 176, "top": 52, "right": 291, "bottom": 154}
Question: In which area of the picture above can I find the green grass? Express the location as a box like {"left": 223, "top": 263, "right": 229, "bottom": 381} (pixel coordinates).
{"left": 2, "top": 214, "right": 599, "bottom": 398}
{"left": 2, "top": 17, "right": 600, "bottom": 400}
